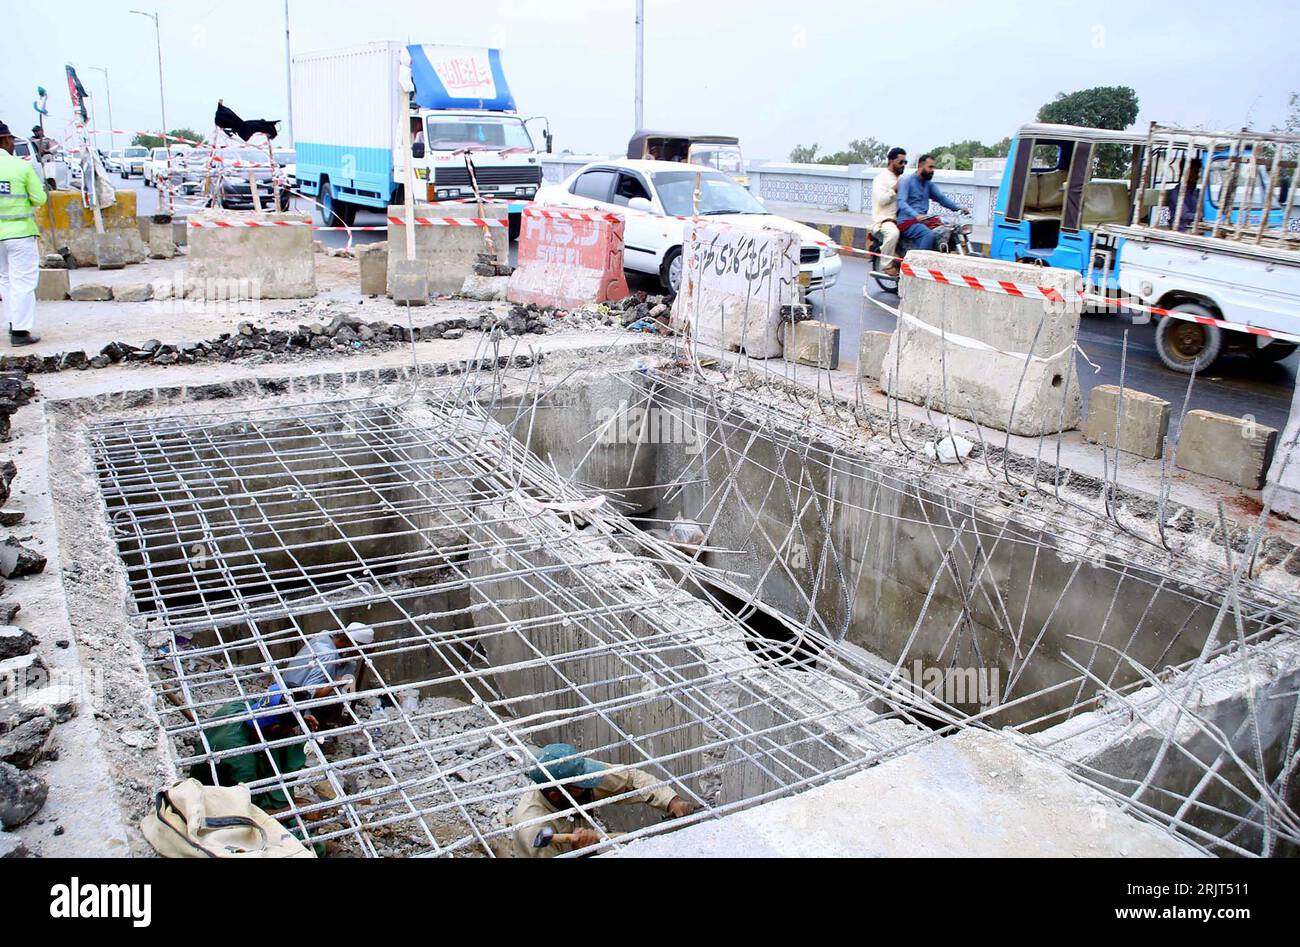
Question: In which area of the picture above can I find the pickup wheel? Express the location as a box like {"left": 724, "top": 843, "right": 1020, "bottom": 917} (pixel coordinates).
{"left": 661, "top": 247, "right": 683, "bottom": 294}
{"left": 318, "top": 177, "right": 354, "bottom": 227}
{"left": 1155, "top": 304, "right": 1224, "bottom": 374}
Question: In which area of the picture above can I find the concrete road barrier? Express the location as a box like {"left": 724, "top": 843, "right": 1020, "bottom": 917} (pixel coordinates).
{"left": 186, "top": 210, "right": 316, "bottom": 299}
{"left": 1082, "top": 385, "right": 1170, "bottom": 460}
{"left": 670, "top": 222, "right": 799, "bottom": 358}
{"left": 884, "top": 252, "right": 1082, "bottom": 436}
{"left": 506, "top": 209, "right": 630, "bottom": 310}
{"left": 386, "top": 203, "right": 507, "bottom": 298}
{"left": 1177, "top": 410, "right": 1277, "bottom": 489}
{"left": 35, "top": 190, "right": 145, "bottom": 267}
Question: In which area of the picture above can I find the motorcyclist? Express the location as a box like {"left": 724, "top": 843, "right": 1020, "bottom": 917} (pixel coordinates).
{"left": 871, "top": 147, "right": 908, "bottom": 277}
{"left": 896, "top": 153, "right": 970, "bottom": 252}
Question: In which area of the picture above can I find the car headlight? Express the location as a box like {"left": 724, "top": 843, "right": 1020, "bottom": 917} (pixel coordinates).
{"left": 821, "top": 246, "right": 839, "bottom": 260}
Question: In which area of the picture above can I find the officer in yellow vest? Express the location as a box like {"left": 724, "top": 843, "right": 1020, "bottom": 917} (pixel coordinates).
{"left": 0, "top": 121, "right": 49, "bottom": 347}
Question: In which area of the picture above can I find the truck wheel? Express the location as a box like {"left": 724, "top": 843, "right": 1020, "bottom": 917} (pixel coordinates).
{"left": 1155, "top": 304, "right": 1224, "bottom": 374}
{"left": 661, "top": 247, "right": 682, "bottom": 294}
{"left": 1247, "top": 340, "right": 1299, "bottom": 363}
{"left": 319, "top": 177, "right": 347, "bottom": 227}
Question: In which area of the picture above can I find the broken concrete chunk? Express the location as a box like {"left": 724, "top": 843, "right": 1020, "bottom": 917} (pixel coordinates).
{"left": 0, "top": 653, "right": 45, "bottom": 697}
{"left": 0, "top": 627, "right": 34, "bottom": 660}
{"left": 69, "top": 283, "right": 113, "bottom": 302}
{"left": 111, "top": 283, "right": 154, "bottom": 303}
{"left": 0, "top": 511, "right": 23, "bottom": 527}
{"left": 0, "top": 830, "right": 27, "bottom": 858}
{"left": 0, "top": 760, "right": 48, "bottom": 828}
{"left": 0, "top": 715, "right": 53, "bottom": 769}
{"left": 0, "top": 538, "right": 46, "bottom": 579}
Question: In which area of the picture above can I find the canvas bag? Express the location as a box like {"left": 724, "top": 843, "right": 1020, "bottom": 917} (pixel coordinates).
{"left": 141, "top": 778, "right": 316, "bottom": 858}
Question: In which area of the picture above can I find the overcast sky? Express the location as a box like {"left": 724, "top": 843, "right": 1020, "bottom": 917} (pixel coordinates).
{"left": 5, "top": 0, "right": 1295, "bottom": 160}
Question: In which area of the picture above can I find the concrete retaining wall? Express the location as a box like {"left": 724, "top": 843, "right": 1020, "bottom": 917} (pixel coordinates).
{"left": 884, "top": 251, "right": 1083, "bottom": 436}
{"left": 186, "top": 210, "right": 315, "bottom": 299}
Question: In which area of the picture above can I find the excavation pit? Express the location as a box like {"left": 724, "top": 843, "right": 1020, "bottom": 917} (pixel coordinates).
{"left": 48, "top": 349, "right": 1300, "bottom": 857}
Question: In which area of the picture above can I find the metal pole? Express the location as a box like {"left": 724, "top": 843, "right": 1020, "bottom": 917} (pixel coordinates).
{"left": 90, "top": 67, "right": 114, "bottom": 152}
{"left": 133, "top": 11, "right": 170, "bottom": 210}
{"left": 283, "top": 0, "right": 294, "bottom": 144}
{"left": 634, "top": 0, "right": 644, "bottom": 131}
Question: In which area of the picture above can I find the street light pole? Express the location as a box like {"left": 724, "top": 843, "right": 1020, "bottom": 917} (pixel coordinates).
{"left": 634, "top": 0, "right": 644, "bottom": 131}
{"left": 89, "top": 66, "right": 115, "bottom": 152}
{"left": 283, "top": 0, "right": 294, "bottom": 144}
{"left": 131, "top": 10, "right": 167, "bottom": 149}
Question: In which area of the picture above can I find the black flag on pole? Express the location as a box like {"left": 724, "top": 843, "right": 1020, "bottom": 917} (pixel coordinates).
{"left": 65, "top": 65, "right": 89, "bottom": 123}
{"left": 214, "top": 102, "right": 280, "bottom": 142}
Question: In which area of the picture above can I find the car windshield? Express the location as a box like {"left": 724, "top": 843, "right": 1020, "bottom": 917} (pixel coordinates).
{"left": 152, "top": 149, "right": 167, "bottom": 159}
{"left": 650, "top": 169, "right": 767, "bottom": 217}
{"left": 14, "top": 141, "right": 31, "bottom": 159}
{"left": 425, "top": 117, "right": 533, "bottom": 151}
{"left": 125, "top": 147, "right": 148, "bottom": 157}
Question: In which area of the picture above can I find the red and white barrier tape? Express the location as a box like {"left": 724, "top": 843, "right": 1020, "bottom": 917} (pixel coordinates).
{"left": 187, "top": 216, "right": 505, "bottom": 230}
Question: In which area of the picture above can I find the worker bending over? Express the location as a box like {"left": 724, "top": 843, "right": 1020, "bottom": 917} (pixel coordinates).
{"left": 511, "top": 742, "right": 696, "bottom": 858}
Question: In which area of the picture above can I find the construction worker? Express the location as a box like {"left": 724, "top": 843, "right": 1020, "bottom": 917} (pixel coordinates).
{"left": 510, "top": 743, "right": 697, "bottom": 858}
{"left": 0, "top": 121, "right": 48, "bottom": 347}
{"left": 282, "top": 622, "right": 373, "bottom": 694}
{"left": 190, "top": 687, "right": 316, "bottom": 815}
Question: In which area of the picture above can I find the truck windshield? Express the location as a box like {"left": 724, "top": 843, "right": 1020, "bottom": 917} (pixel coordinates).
{"left": 425, "top": 117, "right": 533, "bottom": 151}
{"left": 651, "top": 169, "right": 767, "bottom": 217}
{"left": 689, "top": 146, "right": 744, "bottom": 175}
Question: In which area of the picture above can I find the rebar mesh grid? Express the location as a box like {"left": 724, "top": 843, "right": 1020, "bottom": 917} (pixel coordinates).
{"left": 86, "top": 346, "right": 1300, "bottom": 857}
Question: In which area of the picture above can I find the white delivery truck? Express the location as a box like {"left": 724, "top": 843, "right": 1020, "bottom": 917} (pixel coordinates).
{"left": 292, "top": 42, "right": 551, "bottom": 236}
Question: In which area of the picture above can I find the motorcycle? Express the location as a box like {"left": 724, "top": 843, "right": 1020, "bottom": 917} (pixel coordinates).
{"left": 868, "top": 218, "right": 972, "bottom": 294}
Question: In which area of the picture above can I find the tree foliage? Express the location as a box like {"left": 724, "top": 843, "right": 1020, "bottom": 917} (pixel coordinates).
{"left": 131, "top": 128, "right": 206, "bottom": 149}
{"left": 1037, "top": 86, "right": 1140, "bottom": 178}
{"left": 926, "top": 138, "right": 1012, "bottom": 171}
{"left": 789, "top": 137, "right": 891, "bottom": 166}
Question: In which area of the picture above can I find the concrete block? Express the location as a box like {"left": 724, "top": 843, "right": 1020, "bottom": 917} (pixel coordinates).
{"left": 1081, "top": 385, "right": 1170, "bottom": 460}
{"left": 35, "top": 189, "right": 145, "bottom": 267}
{"left": 93, "top": 231, "right": 127, "bottom": 270}
{"left": 172, "top": 219, "right": 188, "bottom": 246}
{"left": 69, "top": 283, "right": 112, "bottom": 302}
{"left": 358, "top": 241, "right": 388, "bottom": 296}
{"left": 389, "top": 258, "right": 428, "bottom": 306}
{"left": 1265, "top": 383, "right": 1300, "bottom": 517}
{"left": 186, "top": 210, "right": 315, "bottom": 299}
{"left": 386, "top": 203, "right": 508, "bottom": 297}
{"left": 35, "top": 269, "right": 69, "bottom": 301}
{"left": 1176, "top": 410, "right": 1277, "bottom": 488}
{"left": 788, "top": 319, "right": 840, "bottom": 370}
{"left": 147, "top": 215, "right": 176, "bottom": 260}
{"left": 506, "top": 210, "right": 630, "bottom": 309}
{"left": 884, "top": 251, "right": 1082, "bottom": 436}
{"left": 858, "top": 330, "right": 891, "bottom": 385}
{"left": 670, "top": 222, "right": 799, "bottom": 358}
{"left": 135, "top": 215, "right": 152, "bottom": 242}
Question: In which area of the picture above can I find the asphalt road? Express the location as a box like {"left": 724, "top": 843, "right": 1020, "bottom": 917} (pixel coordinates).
{"left": 122, "top": 174, "right": 1297, "bottom": 434}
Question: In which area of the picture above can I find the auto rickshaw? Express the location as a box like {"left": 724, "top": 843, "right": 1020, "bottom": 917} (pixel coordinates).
{"left": 626, "top": 131, "right": 748, "bottom": 187}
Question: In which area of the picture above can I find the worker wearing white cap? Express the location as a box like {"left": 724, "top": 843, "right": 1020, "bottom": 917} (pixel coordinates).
{"left": 282, "top": 621, "right": 375, "bottom": 696}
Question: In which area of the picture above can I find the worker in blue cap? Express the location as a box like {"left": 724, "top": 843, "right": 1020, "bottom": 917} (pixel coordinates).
{"left": 190, "top": 685, "right": 318, "bottom": 814}
{"left": 510, "top": 742, "right": 696, "bottom": 857}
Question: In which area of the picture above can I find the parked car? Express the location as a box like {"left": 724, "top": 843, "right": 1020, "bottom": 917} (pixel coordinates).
{"left": 205, "top": 147, "right": 292, "bottom": 211}
{"left": 12, "top": 137, "right": 69, "bottom": 190}
{"left": 120, "top": 146, "right": 149, "bottom": 178}
{"left": 273, "top": 148, "right": 296, "bottom": 190}
{"left": 534, "top": 158, "right": 841, "bottom": 294}
{"left": 143, "top": 145, "right": 191, "bottom": 188}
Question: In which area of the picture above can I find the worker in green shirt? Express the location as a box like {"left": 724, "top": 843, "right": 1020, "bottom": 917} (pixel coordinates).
{"left": 0, "top": 121, "right": 49, "bottom": 347}
{"left": 191, "top": 687, "right": 314, "bottom": 814}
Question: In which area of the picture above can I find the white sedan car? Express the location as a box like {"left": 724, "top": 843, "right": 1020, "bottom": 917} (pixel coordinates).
{"left": 534, "top": 158, "right": 841, "bottom": 295}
